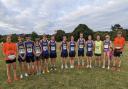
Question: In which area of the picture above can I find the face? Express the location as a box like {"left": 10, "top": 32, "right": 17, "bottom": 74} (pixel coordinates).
{"left": 71, "top": 36, "right": 74, "bottom": 41}
{"left": 43, "top": 36, "right": 47, "bottom": 40}
{"left": 105, "top": 35, "right": 110, "bottom": 40}
{"left": 80, "top": 33, "right": 83, "bottom": 38}
{"left": 88, "top": 35, "right": 92, "bottom": 40}
{"left": 117, "top": 33, "right": 121, "bottom": 37}
{"left": 26, "top": 37, "right": 30, "bottom": 41}
{"left": 18, "top": 37, "right": 22, "bottom": 42}
{"left": 51, "top": 36, "right": 55, "bottom": 40}
{"left": 63, "top": 36, "right": 66, "bottom": 41}
{"left": 6, "top": 36, "right": 11, "bottom": 42}
{"left": 97, "top": 35, "right": 100, "bottom": 40}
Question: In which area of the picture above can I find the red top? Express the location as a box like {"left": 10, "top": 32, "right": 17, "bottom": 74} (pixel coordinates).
{"left": 114, "top": 37, "right": 125, "bottom": 49}
{"left": 2, "top": 42, "right": 17, "bottom": 60}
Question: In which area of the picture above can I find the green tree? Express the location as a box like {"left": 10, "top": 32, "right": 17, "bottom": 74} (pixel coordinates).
{"left": 55, "top": 30, "right": 65, "bottom": 42}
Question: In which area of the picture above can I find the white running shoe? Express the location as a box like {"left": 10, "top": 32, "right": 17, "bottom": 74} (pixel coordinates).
{"left": 90, "top": 65, "right": 92, "bottom": 68}
{"left": 20, "top": 74, "right": 23, "bottom": 79}
{"left": 65, "top": 64, "right": 68, "bottom": 69}
{"left": 24, "top": 73, "right": 28, "bottom": 77}
{"left": 86, "top": 65, "right": 89, "bottom": 68}
{"left": 107, "top": 66, "right": 110, "bottom": 70}
{"left": 102, "top": 66, "right": 105, "bottom": 69}
{"left": 61, "top": 64, "right": 64, "bottom": 69}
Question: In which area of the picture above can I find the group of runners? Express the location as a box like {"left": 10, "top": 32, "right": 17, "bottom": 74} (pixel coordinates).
{"left": 2, "top": 31, "right": 125, "bottom": 83}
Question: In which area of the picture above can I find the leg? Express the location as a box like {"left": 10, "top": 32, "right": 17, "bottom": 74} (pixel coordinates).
{"left": 102, "top": 52, "right": 106, "bottom": 68}
{"left": 12, "top": 62, "right": 19, "bottom": 80}
{"left": 6, "top": 64, "right": 12, "bottom": 83}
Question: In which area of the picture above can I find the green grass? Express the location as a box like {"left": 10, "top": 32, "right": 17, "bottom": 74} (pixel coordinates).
{"left": 0, "top": 43, "right": 128, "bottom": 89}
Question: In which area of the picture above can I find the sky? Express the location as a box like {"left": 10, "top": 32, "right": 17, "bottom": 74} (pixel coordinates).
{"left": 0, "top": 0, "right": 128, "bottom": 35}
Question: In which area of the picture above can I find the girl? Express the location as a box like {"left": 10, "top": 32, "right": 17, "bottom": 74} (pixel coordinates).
{"left": 2, "top": 35, "right": 19, "bottom": 83}
{"left": 94, "top": 35, "right": 103, "bottom": 67}
{"left": 77, "top": 33, "right": 85, "bottom": 68}
{"left": 24, "top": 36, "right": 35, "bottom": 75}
{"left": 41, "top": 35, "right": 49, "bottom": 73}
{"left": 86, "top": 35, "right": 94, "bottom": 68}
{"left": 17, "top": 36, "right": 28, "bottom": 79}
{"left": 34, "top": 38, "right": 42, "bottom": 75}
{"left": 69, "top": 35, "right": 76, "bottom": 68}
{"left": 60, "top": 36, "right": 68, "bottom": 69}
{"left": 49, "top": 35, "right": 57, "bottom": 71}
{"left": 113, "top": 31, "right": 125, "bottom": 71}
{"left": 102, "top": 34, "right": 112, "bottom": 70}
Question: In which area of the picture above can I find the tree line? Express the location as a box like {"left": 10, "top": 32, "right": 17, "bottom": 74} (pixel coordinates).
{"left": 0, "top": 24, "right": 128, "bottom": 42}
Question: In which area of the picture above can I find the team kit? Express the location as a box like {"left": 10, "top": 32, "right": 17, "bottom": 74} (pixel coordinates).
{"left": 2, "top": 32, "right": 125, "bottom": 83}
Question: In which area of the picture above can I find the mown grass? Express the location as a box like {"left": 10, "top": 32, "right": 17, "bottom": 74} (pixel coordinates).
{"left": 0, "top": 43, "right": 128, "bottom": 89}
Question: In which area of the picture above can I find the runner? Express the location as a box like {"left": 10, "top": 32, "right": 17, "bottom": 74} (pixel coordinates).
{"left": 86, "top": 35, "right": 94, "bottom": 68}
{"left": 77, "top": 33, "right": 85, "bottom": 68}
{"left": 41, "top": 34, "right": 49, "bottom": 73}
{"left": 69, "top": 35, "right": 76, "bottom": 69}
{"left": 113, "top": 31, "right": 125, "bottom": 71}
{"left": 102, "top": 34, "right": 112, "bottom": 70}
{"left": 94, "top": 35, "right": 103, "bottom": 67}
{"left": 2, "top": 35, "right": 19, "bottom": 83}
{"left": 34, "top": 38, "right": 42, "bottom": 75}
{"left": 17, "top": 36, "right": 28, "bottom": 79}
{"left": 60, "top": 36, "right": 68, "bottom": 69}
{"left": 24, "top": 36, "right": 35, "bottom": 75}
{"left": 49, "top": 35, "right": 57, "bottom": 71}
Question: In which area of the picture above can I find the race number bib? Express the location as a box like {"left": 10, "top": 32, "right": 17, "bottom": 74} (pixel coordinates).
{"left": 36, "top": 48, "right": 41, "bottom": 54}
{"left": 19, "top": 49, "right": 25, "bottom": 54}
{"left": 51, "top": 46, "right": 55, "bottom": 51}
{"left": 71, "top": 47, "right": 74, "bottom": 51}
{"left": 104, "top": 45, "right": 109, "bottom": 48}
{"left": 63, "top": 45, "right": 67, "bottom": 50}
{"left": 88, "top": 48, "right": 92, "bottom": 51}
{"left": 27, "top": 48, "right": 32, "bottom": 53}
{"left": 79, "top": 45, "right": 83, "bottom": 48}
{"left": 43, "top": 46, "right": 48, "bottom": 51}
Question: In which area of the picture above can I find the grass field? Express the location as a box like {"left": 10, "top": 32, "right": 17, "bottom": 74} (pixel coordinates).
{"left": 0, "top": 43, "right": 128, "bottom": 89}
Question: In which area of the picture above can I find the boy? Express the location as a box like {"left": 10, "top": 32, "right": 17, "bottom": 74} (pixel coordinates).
{"left": 17, "top": 36, "right": 28, "bottom": 79}
{"left": 60, "top": 36, "right": 68, "bottom": 69}
{"left": 24, "top": 36, "right": 35, "bottom": 75}
{"left": 34, "top": 38, "right": 42, "bottom": 75}
{"left": 41, "top": 35, "right": 49, "bottom": 73}
{"left": 77, "top": 33, "right": 85, "bottom": 68}
{"left": 86, "top": 35, "right": 94, "bottom": 68}
{"left": 102, "top": 34, "right": 112, "bottom": 69}
{"left": 94, "top": 35, "right": 103, "bottom": 67}
{"left": 49, "top": 35, "right": 57, "bottom": 71}
{"left": 69, "top": 35, "right": 76, "bottom": 68}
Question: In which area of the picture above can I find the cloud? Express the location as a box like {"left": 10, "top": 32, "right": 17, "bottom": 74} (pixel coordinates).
{"left": 0, "top": 0, "right": 128, "bottom": 34}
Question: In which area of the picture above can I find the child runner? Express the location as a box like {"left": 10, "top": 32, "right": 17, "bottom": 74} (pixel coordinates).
{"left": 102, "top": 34, "right": 112, "bottom": 69}
{"left": 2, "top": 35, "right": 19, "bottom": 83}
{"left": 113, "top": 31, "right": 125, "bottom": 71}
{"left": 17, "top": 36, "right": 28, "bottom": 79}
{"left": 49, "top": 35, "right": 57, "bottom": 71}
{"left": 77, "top": 33, "right": 85, "bottom": 68}
{"left": 94, "top": 35, "right": 103, "bottom": 67}
{"left": 69, "top": 35, "right": 76, "bottom": 69}
{"left": 86, "top": 35, "right": 94, "bottom": 68}
{"left": 41, "top": 35, "right": 49, "bottom": 73}
{"left": 24, "top": 36, "right": 35, "bottom": 75}
{"left": 60, "top": 36, "right": 68, "bottom": 69}
{"left": 34, "top": 38, "right": 42, "bottom": 75}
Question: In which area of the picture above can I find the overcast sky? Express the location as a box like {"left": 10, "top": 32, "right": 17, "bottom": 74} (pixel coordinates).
{"left": 0, "top": 0, "right": 128, "bottom": 35}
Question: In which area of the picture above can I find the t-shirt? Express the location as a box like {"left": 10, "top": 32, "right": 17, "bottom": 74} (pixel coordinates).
{"left": 3, "top": 42, "right": 17, "bottom": 60}
{"left": 114, "top": 37, "right": 125, "bottom": 49}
